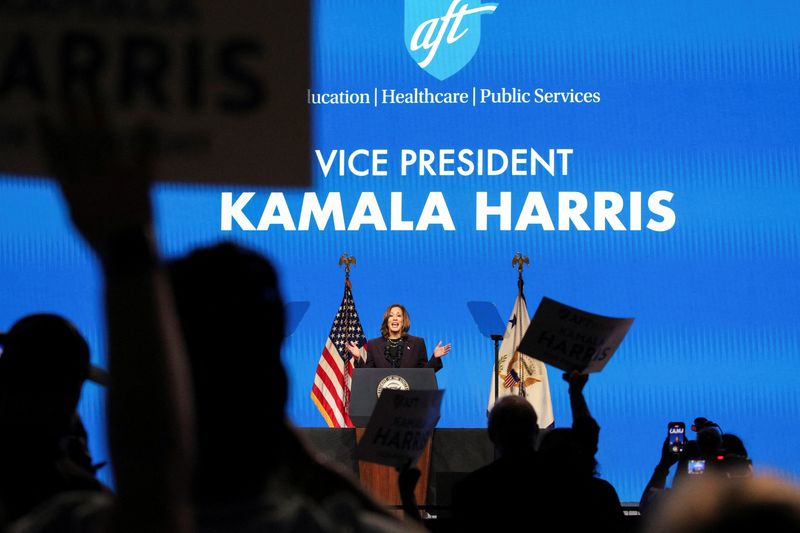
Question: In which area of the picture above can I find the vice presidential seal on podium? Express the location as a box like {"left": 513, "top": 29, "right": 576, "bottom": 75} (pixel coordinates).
{"left": 350, "top": 368, "right": 438, "bottom": 427}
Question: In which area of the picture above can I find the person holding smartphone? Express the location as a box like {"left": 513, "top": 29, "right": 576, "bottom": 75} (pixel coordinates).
{"left": 346, "top": 304, "right": 450, "bottom": 371}
{"left": 640, "top": 431, "right": 683, "bottom": 515}
{"left": 640, "top": 423, "right": 718, "bottom": 514}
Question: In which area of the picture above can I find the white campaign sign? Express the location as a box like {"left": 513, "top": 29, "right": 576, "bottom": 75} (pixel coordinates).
{"left": 518, "top": 297, "right": 634, "bottom": 373}
{"left": 0, "top": 1, "right": 309, "bottom": 185}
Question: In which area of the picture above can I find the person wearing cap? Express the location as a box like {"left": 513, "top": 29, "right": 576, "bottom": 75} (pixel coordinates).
{"left": 0, "top": 314, "right": 107, "bottom": 524}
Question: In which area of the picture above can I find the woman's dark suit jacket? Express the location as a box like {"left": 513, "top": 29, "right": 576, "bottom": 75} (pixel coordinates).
{"left": 356, "top": 335, "right": 443, "bottom": 372}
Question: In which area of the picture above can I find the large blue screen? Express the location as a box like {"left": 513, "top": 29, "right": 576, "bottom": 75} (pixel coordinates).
{"left": 1, "top": 0, "right": 798, "bottom": 501}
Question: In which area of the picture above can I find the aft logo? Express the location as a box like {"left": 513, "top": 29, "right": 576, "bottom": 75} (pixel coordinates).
{"left": 405, "top": 0, "right": 498, "bottom": 81}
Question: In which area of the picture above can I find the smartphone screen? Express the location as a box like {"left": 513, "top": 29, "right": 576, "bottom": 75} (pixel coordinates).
{"left": 687, "top": 459, "right": 706, "bottom": 475}
{"left": 668, "top": 421, "right": 686, "bottom": 453}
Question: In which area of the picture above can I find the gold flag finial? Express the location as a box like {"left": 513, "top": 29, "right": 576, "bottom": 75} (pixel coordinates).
{"left": 512, "top": 252, "right": 529, "bottom": 294}
{"left": 339, "top": 253, "right": 356, "bottom": 287}
{"left": 512, "top": 252, "right": 529, "bottom": 273}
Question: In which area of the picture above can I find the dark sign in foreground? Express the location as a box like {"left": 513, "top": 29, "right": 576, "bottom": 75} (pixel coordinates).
{"left": 0, "top": 1, "right": 309, "bottom": 185}
{"left": 356, "top": 389, "right": 444, "bottom": 469}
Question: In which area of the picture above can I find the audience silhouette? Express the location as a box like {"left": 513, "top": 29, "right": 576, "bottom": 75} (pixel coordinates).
{"left": 452, "top": 372, "right": 623, "bottom": 531}
{"left": 169, "top": 243, "right": 410, "bottom": 532}
{"left": 537, "top": 372, "right": 624, "bottom": 531}
{"left": 3, "top": 109, "right": 794, "bottom": 533}
{"left": 7, "top": 112, "right": 419, "bottom": 532}
{"left": 641, "top": 420, "right": 755, "bottom": 518}
{"left": 451, "top": 394, "right": 539, "bottom": 529}
{"left": 0, "top": 314, "right": 108, "bottom": 525}
{"left": 645, "top": 475, "right": 800, "bottom": 533}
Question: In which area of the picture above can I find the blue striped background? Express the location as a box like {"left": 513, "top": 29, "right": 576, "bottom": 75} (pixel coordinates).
{"left": 1, "top": 0, "right": 798, "bottom": 501}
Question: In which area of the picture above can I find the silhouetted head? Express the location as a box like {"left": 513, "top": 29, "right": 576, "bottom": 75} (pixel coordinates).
{"left": 714, "top": 433, "right": 752, "bottom": 479}
{"left": 697, "top": 427, "right": 723, "bottom": 457}
{"left": 168, "top": 243, "right": 287, "bottom": 503}
{"left": 0, "top": 314, "right": 90, "bottom": 441}
{"left": 721, "top": 434, "right": 747, "bottom": 457}
{"left": 488, "top": 395, "right": 538, "bottom": 456}
{"left": 676, "top": 431, "right": 753, "bottom": 485}
{"left": 539, "top": 427, "right": 598, "bottom": 478}
{"left": 646, "top": 475, "right": 800, "bottom": 533}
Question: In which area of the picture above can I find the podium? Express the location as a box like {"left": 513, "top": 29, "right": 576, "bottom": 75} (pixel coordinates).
{"left": 350, "top": 368, "right": 438, "bottom": 511}
{"left": 350, "top": 368, "right": 438, "bottom": 427}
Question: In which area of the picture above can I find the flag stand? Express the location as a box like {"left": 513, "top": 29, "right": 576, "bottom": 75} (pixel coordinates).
{"left": 491, "top": 333, "right": 503, "bottom": 404}
{"left": 466, "top": 301, "right": 505, "bottom": 406}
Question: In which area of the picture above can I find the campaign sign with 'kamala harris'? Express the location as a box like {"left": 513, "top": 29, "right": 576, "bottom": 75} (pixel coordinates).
{"left": 356, "top": 389, "right": 444, "bottom": 468}
{"left": 0, "top": 1, "right": 309, "bottom": 185}
{"left": 518, "top": 297, "right": 634, "bottom": 374}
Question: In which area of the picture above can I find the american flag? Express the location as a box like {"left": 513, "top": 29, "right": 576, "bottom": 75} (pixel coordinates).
{"left": 310, "top": 285, "right": 367, "bottom": 428}
{"left": 504, "top": 368, "right": 521, "bottom": 389}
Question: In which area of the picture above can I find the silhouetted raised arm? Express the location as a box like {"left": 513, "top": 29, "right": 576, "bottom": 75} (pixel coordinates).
{"left": 640, "top": 437, "right": 679, "bottom": 514}
{"left": 397, "top": 465, "right": 423, "bottom": 523}
{"left": 564, "top": 371, "right": 599, "bottom": 456}
{"left": 43, "top": 117, "right": 194, "bottom": 533}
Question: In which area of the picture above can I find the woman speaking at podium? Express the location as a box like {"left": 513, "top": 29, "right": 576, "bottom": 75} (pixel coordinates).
{"left": 346, "top": 304, "right": 450, "bottom": 371}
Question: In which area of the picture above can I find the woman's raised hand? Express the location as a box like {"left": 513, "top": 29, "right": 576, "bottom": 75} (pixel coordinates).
{"left": 433, "top": 341, "right": 452, "bottom": 358}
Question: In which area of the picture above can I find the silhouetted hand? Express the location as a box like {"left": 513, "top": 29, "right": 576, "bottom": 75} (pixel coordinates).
{"left": 658, "top": 437, "right": 680, "bottom": 469}
{"left": 563, "top": 370, "right": 589, "bottom": 394}
{"left": 398, "top": 466, "right": 421, "bottom": 497}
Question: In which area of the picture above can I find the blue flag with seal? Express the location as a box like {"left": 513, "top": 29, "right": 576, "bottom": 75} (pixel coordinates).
{"left": 404, "top": 0, "right": 498, "bottom": 81}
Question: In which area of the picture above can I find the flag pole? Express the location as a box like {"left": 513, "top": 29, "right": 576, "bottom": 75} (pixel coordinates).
{"left": 339, "top": 253, "right": 356, "bottom": 365}
{"left": 514, "top": 252, "right": 528, "bottom": 296}
{"left": 512, "top": 252, "right": 529, "bottom": 397}
{"left": 339, "top": 252, "right": 357, "bottom": 425}
{"left": 492, "top": 334, "right": 502, "bottom": 405}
